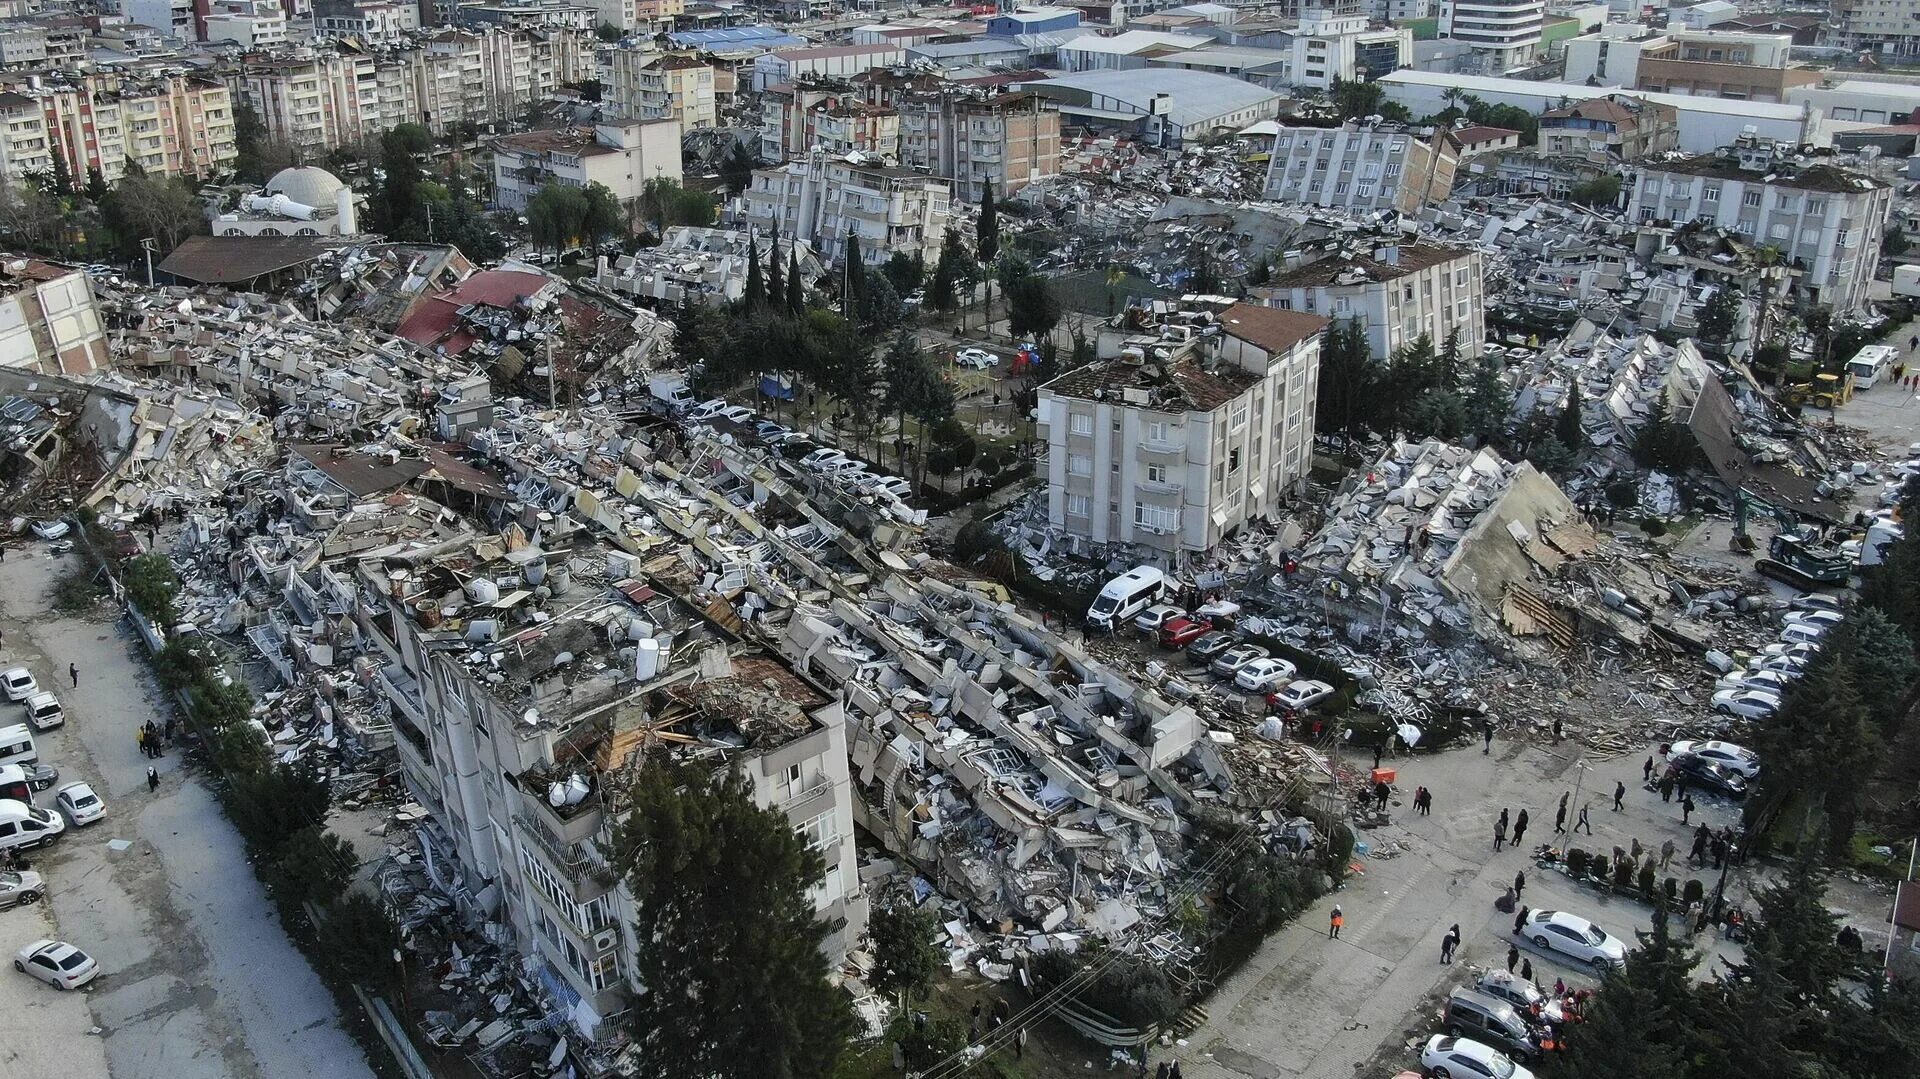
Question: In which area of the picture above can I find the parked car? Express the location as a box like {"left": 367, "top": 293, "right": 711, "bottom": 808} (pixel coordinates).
{"left": 1520, "top": 909, "right": 1627, "bottom": 972}
{"left": 684, "top": 398, "right": 727, "bottom": 422}
{"left": 1668, "top": 753, "right": 1748, "bottom": 798}
{"left": 1269, "top": 679, "right": 1335, "bottom": 711}
{"left": 1778, "top": 622, "right": 1829, "bottom": 647}
{"left": 1234, "top": 657, "right": 1298, "bottom": 693}
{"left": 1209, "top": 644, "right": 1269, "bottom": 678}
{"left": 1474, "top": 970, "right": 1564, "bottom": 1024}
{"left": 1781, "top": 609, "right": 1845, "bottom": 631}
{"left": 1158, "top": 617, "right": 1213, "bottom": 648}
{"left": 861, "top": 475, "right": 913, "bottom": 500}
{"left": 0, "top": 668, "right": 35, "bottom": 703}
{"left": 716, "top": 405, "right": 755, "bottom": 425}
{"left": 1442, "top": 988, "right": 1542, "bottom": 1062}
{"left": 1666, "top": 739, "right": 1759, "bottom": 779}
{"left": 1421, "top": 1035, "right": 1535, "bottom": 1079}
{"left": 800, "top": 448, "right": 851, "bottom": 473}
{"left": 753, "top": 420, "right": 788, "bottom": 440}
{"left": 1760, "top": 640, "right": 1822, "bottom": 665}
{"left": 1133, "top": 604, "right": 1183, "bottom": 636}
{"left": 0, "top": 868, "right": 43, "bottom": 910}
{"left": 14, "top": 940, "right": 97, "bottom": 990}
{"left": 954, "top": 347, "right": 999, "bottom": 369}
{"left": 22, "top": 692, "right": 62, "bottom": 732}
{"left": 1752, "top": 653, "right": 1812, "bottom": 677}
{"left": 1185, "top": 632, "right": 1236, "bottom": 662}
{"left": 28, "top": 519, "right": 68, "bottom": 541}
{"left": 1713, "top": 668, "right": 1795, "bottom": 697}
{"left": 1788, "top": 592, "right": 1844, "bottom": 614}
{"left": 1710, "top": 688, "right": 1782, "bottom": 720}
{"left": 55, "top": 782, "right": 104, "bottom": 826}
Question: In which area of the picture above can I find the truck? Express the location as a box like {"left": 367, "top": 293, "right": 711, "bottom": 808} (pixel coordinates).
{"left": 648, "top": 373, "right": 694, "bottom": 412}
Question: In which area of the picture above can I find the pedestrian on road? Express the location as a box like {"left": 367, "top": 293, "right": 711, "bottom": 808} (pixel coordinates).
{"left": 1660, "top": 771, "right": 1675, "bottom": 802}
{"left": 1329, "top": 906, "right": 1344, "bottom": 939}
{"left": 1690, "top": 829, "right": 1709, "bottom": 866}
{"left": 1441, "top": 924, "right": 1460, "bottom": 964}
{"left": 1577, "top": 804, "right": 1593, "bottom": 835}
{"left": 1643, "top": 757, "right": 1654, "bottom": 783}
{"left": 1552, "top": 717, "right": 1562, "bottom": 744}
{"left": 1170, "top": 1063, "right": 1182, "bottom": 1079}
{"left": 1676, "top": 774, "right": 1689, "bottom": 801}
{"left": 1681, "top": 794, "right": 1696, "bottom": 824}
{"left": 1482, "top": 720, "right": 1494, "bottom": 755}
{"left": 1495, "top": 817, "right": 1509, "bottom": 852}
{"left": 1514, "top": 904, "right": 1528, "bottom": 936}
{"left": 1507, "top": 944, "right": 1519, "bottom": 973}
{"left": 68, "top": 663, "right": 77, "bottom": 688}
{"left": 1514, "top": 870, "right": 1527, "bottom": 898}
{"left": 1554, "top": 802, "right": 1567, "bottom": 833}
{"left": 1630, "top": 837, "right": 1644, "bottom": 863}
{"left": 1374, "top": 780, "right": 1390, "bottom": 811}
{"left": 1661, "top": 838, "right": 1676, "bottom": 869}
{"left": 1521, "top": 958, "right": 1533, "bottom": 985}
{"left": 146, "top": 766, "right": 158, "bottom": 792}
{"left": 1711, "top": 836, "right": 1727, "bottom": 869}
{"left": 1158, "top": 1063, "right": 1171, "bottom": 1079}
{"left": 135, "top": 727, "right": 148, "bottom": 758}
{"left": 1613, "top": 781, "right": 1626, "bottom": 811}
{"left": 1513, "top": 809, "right": 1529, "bottom": 847}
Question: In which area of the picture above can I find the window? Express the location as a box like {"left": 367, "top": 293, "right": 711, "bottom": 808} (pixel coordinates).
{"left": 1228, "top": 448, "right": 1242, "bottom": 473}
{"left": 1742, "top": 190, "right": 1761, "bottom": 207}
{"left": 1065, "top": 493, "right": 1091, "bottom": 517}
{"left": 1702, "top": 185, "right": 1719, "bottom": 203}
{"left": 799, "top": 813, "right": 836, "bottom": 851}
{"left": 1146, "top": 463, "right": 1167, "bottom": 483}
{"left": 1068, "top": 453, "right": 1091, "bottom": 476}
{"left": 1230, "top": 401, "right": 1249, "bottom": 430}
{"left": 1147, "top": 420, "right": 1170, "bottom": 442}
{"left": 1807, "top": 198, "right": 1827, "bottom": 214}
{"left": 1069, "top": 412, "right": 1092, "bottom": 436}
{"left": 1132, "top": 502, "right": 1178, "bottom": 534}
{"left": 1334, "top": 182, "right": 1349, "bottom": 194}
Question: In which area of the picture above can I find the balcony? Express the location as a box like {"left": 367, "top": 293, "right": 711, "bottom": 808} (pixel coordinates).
{"left": 1141, "top": 436, "right": 1184, "bottom": 454}
{"left": 1138, "top": 477, "right": 1184, "bottom": 496}
{"left": 514, "top": 806, "right": 612, "bottom": 902}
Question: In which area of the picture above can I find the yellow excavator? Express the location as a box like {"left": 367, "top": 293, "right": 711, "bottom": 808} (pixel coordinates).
{"left": 1781, "top": 371, "right": 1853, "bottom": 411}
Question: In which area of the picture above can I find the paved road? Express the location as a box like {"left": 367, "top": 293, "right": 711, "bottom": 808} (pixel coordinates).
{"left": 1169, "top": 735, "right": 1750, "bottom": 1079}
{"left": 0, "top": 545, "right": 372, "bottom": 1079}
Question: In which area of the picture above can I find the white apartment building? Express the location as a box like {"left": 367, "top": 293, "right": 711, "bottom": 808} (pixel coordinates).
{"left": 1827, "top": 0, "right": 1920, "bottom": 57}
{"left": 1263, "top": 120, "right": 1462, "bottom": 215}
{"left": 203, "top": 0, "right": 289, "bottom": 47}
{"left": 0, "top": 89, "right": 52, "bottom": 187}
{"left": 1627, "top": 136, "right": 1894, "bottom": 313}
{"left": 121, "top": 0, "right": 194, "bottom": 38}
{"left": 0, "top": 25, "right": 47, "bottom": 68}
{"left": 1254, "top": 243, "right": 1483, "bottom": 360}
{"left": 604, "top": 50, "right": 716, "bottom": 130}
{"left": 1037, "top": 304, "right": 1328, "bottom": 559}
{"left": 739, "top": 150, "right": 951, "bottom": 267}
{"left": 1438, "top": 0, "right": 1545, "bottom": 71}
{"left": 312, "top": 0, "right": 418, "bottom": 42}
{"left": 491, "top": 119, "right": 684, "bottom": 211}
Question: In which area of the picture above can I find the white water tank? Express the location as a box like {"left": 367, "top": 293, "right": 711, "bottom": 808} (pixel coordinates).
{"left": 547, "top": 781, "right": 568, "bottom": 807}
{"left": 465, "top": 577, "right": 501, "bottom": 604}
{"left": 635, "top": 638, "right": 661, "bottom": 681}
{"left": 563, "top": 774, "right": 589, "bottom": 805}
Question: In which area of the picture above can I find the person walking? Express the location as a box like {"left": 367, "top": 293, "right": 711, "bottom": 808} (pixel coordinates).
{"left": 146, "top": 766, "right": 159, "bottom": 793}
{"left": 1681, "top": 794, "right": 1696, "bottom": 824}
{"left": 1507, "top": 943, "right": 1520, "bottom": 973}
{"left": 1576, "top": 803, "right": 1593, "bottom": 835}
{"left": 1482, "top": 721, "right": 1494, "bottom": 755}
{"left": 1659, "top": 771, "right": 1675, "bottom": 803}
{"left": 1554, "top": 800, "right": 1567, "bottom": 834}
{"left": 1441, "top": 924, "right": 1460, "bottom": 964}
{"left": 1494, "top": 813, "right": 1509, "bottom": 852}
{"left": 68, "top": 662, "right": 77, "bottom": 688}
{"left": 1514, "top": 904, "right": 1529, "bottom": 936}
{"left": 1710, "top": 835, "right": 1727, "bottom": 869}
{"left": 1374, "top": 780, "right": 1391, "bottom": 811}
{"left": 1612, "top": 780, "right": 1626, "bottom": 811}
{"left": 1514, "top": 870, "right": 1527, "bottom": 898}
{"left": 1689, "top": 827, "right": 1709, "bottom": 866}
{"left": 136, "top": 727, "right": 147, "bottom": 757}
{"left": 1676, "top": 774, "right": 1689, "bottom": 801}
{"left": 1329, "top": 906, "right": 1344, "bottom": 939}
{"left": 1643, "top": 757, "right": 1654, "bottom": 783}
{"left": 1512, "top": 809, "right": 1529, "bottom": 848}
{"left": 1552, "top": 717, "right": 1562, "bottom": 744}
{"left": 1521, "top": 958, "right": 1534, "bottom": 985}
{"left": 1661, "top": 838, "right": 1676, "bottom": 869}
{"left": 1630, "top": 837, "right": 1644, "bottom": 864}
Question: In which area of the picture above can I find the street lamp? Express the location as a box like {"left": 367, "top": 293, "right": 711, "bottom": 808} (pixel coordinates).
{"left": 140, "top": 237, "right": 158, "bottom": 287}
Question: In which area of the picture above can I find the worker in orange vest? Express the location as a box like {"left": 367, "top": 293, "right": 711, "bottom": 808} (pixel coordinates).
{"left": 1329, "top": 906, "right": 1344, "bottom": 939}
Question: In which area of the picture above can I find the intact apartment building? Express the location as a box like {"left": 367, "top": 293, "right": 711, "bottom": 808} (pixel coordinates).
{"left": 1437, "top": 0, "right": 1544, "bottom": 72}
{"left": 34, "top": 73, "right": 236, "bottom": 182}
{"left": 1537, "top": 94, "right": 1678, "bottom": 160}
{"left": 895, "top": 89, "right": 1061, "bottom": 203}
{"left": 1560, "top": 26, "right": 1817, "bottom": 103}
{"left": 0, "top": 90, "right": 51, "bottom": 186}
{"left": 603, "top": 49, "right": 717, "bottom": 130}
{"left": 202, "top": 0, "right": 289, "bottom": 48}
{"left": 1627, "top": 135, "right": 1893, "bottom": 313}
{"left": 1830, "top": 0, "right": 1920, "bottom": 60}
{"left": 491, "top": 119, "right": 684, "bottom": 211}
{"left": 1036, "top": 304, "right": 1327, "bottom": 559}
{"left": 740, "top": 150, "right": 951, "bottom": 267}
{"left": 1252, "top": 243, "right": 1483, "bottom": 361}
{"left": 1263, "top": 120, "right": 1462, "bottom": 215}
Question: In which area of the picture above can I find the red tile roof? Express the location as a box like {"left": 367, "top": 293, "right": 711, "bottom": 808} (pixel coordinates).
{"left": 394, "top": 269, "right": 553, "bottom": 355}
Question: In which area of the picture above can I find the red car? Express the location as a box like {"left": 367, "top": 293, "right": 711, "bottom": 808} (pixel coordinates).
{"left": 1159, "top": 616, "right": 1213, "bottom": 648}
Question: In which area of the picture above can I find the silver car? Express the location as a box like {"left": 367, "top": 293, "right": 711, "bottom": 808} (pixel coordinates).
{"left": 0, "top": 868, "right": 44, "bottom": 910}
{"left": 1521, "top": 909, "right": 1627, "bottom": 972}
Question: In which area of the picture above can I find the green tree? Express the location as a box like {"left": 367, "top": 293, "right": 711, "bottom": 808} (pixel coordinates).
{"left": 1632, "top": 394, "right": 1693, "bottom": 470}
{"left": 882, "top": 250, "right": 923, "bottom": 295}
{"left": 974, "top": 179, "right": 999, "bottom": 265}
{"left": 226, "top": 759, "right": 332, "bottom": 851}
{"left": 860, "top": 267, "right": 905, "bottom": 329}
{"left": 1403, "top": 387, "right": 1466, "bottom": 440}
{"left": 1330, "top": 76, "right": 1385, "bottom": 121}
{"left": 101, "top": 175, "right": 206, "bottom": 257}
{"left": 316, "top": 892, "right": 402, "bottom": 990}
{"left": 721, "top": 141, "right": 756, "bottom": 197}
{"left": 1697, "top": 286, "right": 1738, "bottom": 343}
{"left": 1848, "top": 605, "right": 1918, "bottom": 734}
{"left": 261, "top": 826, "right": 358, "bottom": 910}
{"left": 581, "top": 181, "right": 621, "bottom": 249}
{"left": 84, "top": 167, "right": 107, "bottom": 203}
{"left": 124, "top": 552, "right": 181, "bottom": 627}
{"left": 766, "top": 236, "right": 784, "bottom": 301}
{"left": 1885, "top": 225, "right": 1911, "bottom": 257}
{"left": 744, "top": 234, "right": 766, "bottom": 310}
{"left": 596, "top": 20, "right": 622, "bottom": 41}
{"left": 1553, "top": 903, "right": 1707, "bottom": 1079}
{"left": 1006, "top": 274, "right": 1061, "bottom": 340}
{"left": 786, "top": 249, "right": 804, "bottom": 314}
{"left": 1569, "top": 174, "right": 1622, "bottom": 208}
{"left": 866, "top": 904, "right": 938, "bottom": 1003}
{"left": 640, "top": 176, "right": 716, "bottom": 233}
{"left": 375, "top": 127, "right": 424, "bottom": 238}
{"left": 607, "top": 761, "right": 856, "bottom": 1078}
{"left": 1462, "top": 351, "right": 1512, "bottom": 446}
{"left": 1315, "top": 320, "right": 1376, "bottom": 441}
{"left": 1528, "top": 435, "right": 1574, "bottom": 476}
{"left": 930, "top": 227, "right": 965, "bottom": 312}
{"left": 1556, "top": 379, "right": 1586, "bottom": 451}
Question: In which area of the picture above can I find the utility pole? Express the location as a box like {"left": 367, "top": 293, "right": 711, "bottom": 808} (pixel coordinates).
{"left": 545, "top": 333, "right": 557, "bottom": 410}
{"left": 140, "top": 237, "right": 157, "bottom": 286}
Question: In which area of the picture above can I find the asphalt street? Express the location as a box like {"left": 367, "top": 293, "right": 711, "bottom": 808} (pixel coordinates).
{"left": 0, "top": 543, "right": 371, "bottom": 1079}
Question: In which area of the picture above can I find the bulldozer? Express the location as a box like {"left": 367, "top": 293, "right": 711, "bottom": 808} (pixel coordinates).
{"left": 1782, "top": 371, "right": 1853, "bottom": 411}
{"left": 1731, "top": 487, "right": 1851, "bottom": 589}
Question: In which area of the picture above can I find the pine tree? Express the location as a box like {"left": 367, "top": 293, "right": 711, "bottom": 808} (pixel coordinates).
{"left": 1555, "top": 903, "right": 1706, "bottom": 1079}
{"left": 743, "top": 235, "right": 765, "bottom": 310}
{"left": 930, "top": 228, "right": 962, "bottom": 312}
{"left": 786, "top": 250, "right": 804, "bottom": 314}
{"left": 975, "top": 179, "right": 999, "bottom": 265}
{"left": 767, "top": 236, "right": 784, "bottom": 301}
{"left": 1556, "top": 379, "right": 1586, "bottom": 451}
{"left": 1462, "top": 352, "right": 1512, "bottom": 447}
{"left": 842, "top": 230, "right": 864, "bottom": 314}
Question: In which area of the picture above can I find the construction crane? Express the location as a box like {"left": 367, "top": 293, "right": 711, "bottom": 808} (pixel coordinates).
{"left": 1730, "top": 487, "right": 1851, "bottom": 590}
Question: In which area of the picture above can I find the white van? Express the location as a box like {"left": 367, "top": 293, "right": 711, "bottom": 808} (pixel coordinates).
{"left": 23, "top": 693, "right": 62, "bottom": 732}
{"left": 1778, "top": 622, "right": 1828, "bottom": 647}
{"left": 1845, "top": 345, "right": 1899, "bottom": 391}
{"left": 1086, "top": 566, "right": 1167, "bottom": 632}
{"left": 0, "top": 797, "right": 64, "bottom": 852}
{"left": 0, "top": 723, "right": 35, "bottom": 770}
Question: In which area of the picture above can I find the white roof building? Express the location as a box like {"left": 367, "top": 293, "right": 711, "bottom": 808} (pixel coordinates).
{"left": 1015, "top": 68, "right": 1283, "bottom": 147}
{"left": 1057, "top": 30, "right": 1206, "bottom": 71}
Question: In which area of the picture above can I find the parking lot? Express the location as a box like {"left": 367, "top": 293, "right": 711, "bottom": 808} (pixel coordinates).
{"left": 0, "top": 544, "right": 371, "bottom": 1079}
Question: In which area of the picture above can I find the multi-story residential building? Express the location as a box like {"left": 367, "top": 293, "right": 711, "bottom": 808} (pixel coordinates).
{"left": 1252, "top": 243, "right": 1482, "bottom": 361}
{"left": 1627, "top": 134, "right": 1894, "bottom": 312}
{"left": 604, "top": 49, "right": 716, "bottom": 130}
{"left": 202, "top": 0, "right": 288, "bottom": 48}
{"left": 1263, "top": 119, "right": 1461, "bottom": 215}
{"left": 752, "top": 43, "right": 904, "bottom": 93}
{"left": 895, "top": 89, "right": 1061, "bottom": 203}
{"left": 0, "top": 258, "right": 109, "bottom": 376}
{"left": 491, "top": 119, "right": 683, "bottom": 211}
{"left": 757, "top": 78, "right": 848, "bottom": 162}
{"left": 1155, "top": 10, "right": 1411, "bottom": 91}
{"left": 1036, "top": 303, "right": 1327, "bottom": 559}
{"left": 634, "top": 0, "right": 683, "bottom": 29}
{"left": 1437, "top": 0, "right": 1544, "bottom": 72}
{"left": 808, "top": 102, "right": 897, "bottom": 158}
{"left": 740, "top": 150, "right": 951, "bottom": 267}
{"left": 1825, "top": 0, "right": 1920, "bottom": 57}
{"left": 312, "top": 0, "right": 419, "bottom": 42}
{"left": 121, "top": 0, "right": 195, "bottom": 38}
{"left": 1538, "top": 94, "right": 1678, "bottom": 161}
{"left": 34, "top": 73, "right": 235, "bottom": 181}
{"left": 0, "top": 24, "right": 46, "bottom": 69}
{"left": 0, "top": 89, "right": 52, "bottom": 186}
{"left": 1560, "top": 26, "right": 1817, "bottom": 103}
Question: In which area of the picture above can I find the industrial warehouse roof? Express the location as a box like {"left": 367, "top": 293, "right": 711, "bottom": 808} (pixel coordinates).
{"left": 156, "top": 235, "right": 343, "bottom": 285}
{"left": 1017, "top": 68, "right": 1281, "bottom": 130}
{"left": 667, "top": 25, "right": 805, "bottom": 50}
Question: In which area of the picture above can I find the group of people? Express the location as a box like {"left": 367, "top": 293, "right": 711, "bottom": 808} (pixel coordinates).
{"left": 135, "top": 718, "right": 171, "bottom": 759}
{"left": 1492, "top": 807, "right": 1531, "bottom": 851}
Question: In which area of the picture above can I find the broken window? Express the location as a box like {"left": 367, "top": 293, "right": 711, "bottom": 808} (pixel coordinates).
{"left": 1228, "top": 448, "right": 1242, "bottom": 473}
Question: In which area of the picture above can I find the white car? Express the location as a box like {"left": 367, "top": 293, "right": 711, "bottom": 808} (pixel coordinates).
{"left": 1269, "top": 679, "right": 1335, "bottom": 710}
{"left": 1782, "top": 609, "right": 1844, "bottom": 631}
{"left": 1210, "top": 644, "right": 1269, "bottom": 678}
{"left": 0, "top": 868, "right": 44, "bottom": 910}
{"left": 1778, "top": 622, "right": 1829, "bottom": 647}
{"left": 55, "top": 782, "right": 105, "bottom": 826}
{"left": 1520, "top": 909, "right": 1627, "bottom": 972}
{"left": 22, "top": 691, "right": 62, "bottom": 731}
{"left": 1711, "top": 688, "right": 1783, "bottom": 719}
{"left": 800, "top": 448, "right": 852, "bottom": 473}
{"left": 28, "top": 519, "right": 68, "bottom": 540}
{"left": 865, "top": 476, "right": 913, "bottom": 500}
{"left": 1421, "top": 1035, "right": 1534, "bottom": 1079}
{"left": 716, "top": 405, "right": 755, "bottom": 425}
{"left": 1667, "top": 739, "right": 1760, "bottom": 778}
{"left": 1133, "top": 604, "right": 1183, "bottom": 635}
{"left": 1714, "top": 668, "right": 1795, "bottom": 696}
{"left": 1234, "top": 657, "right": 1297, "bottom": 693}
{"left": 954, "top": 347, "right": 999, "bottom": 369}
{"left": 684, "top": 398, "right": 727, "bottom": 422}
{"left": 1788, "top": 592, "right": 1844, "bottom": 614}
{"left": 1752, "top": 653, "right": 1811, "bottom": 677}
{"left": 14, "top": 940, "right": 97, "bottom": 990}
{"left": 1760, "top": 640, "right": 1822, "bottom": 665}
{"left": 0, "top": 668, "right": 36, "bottom": 702}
